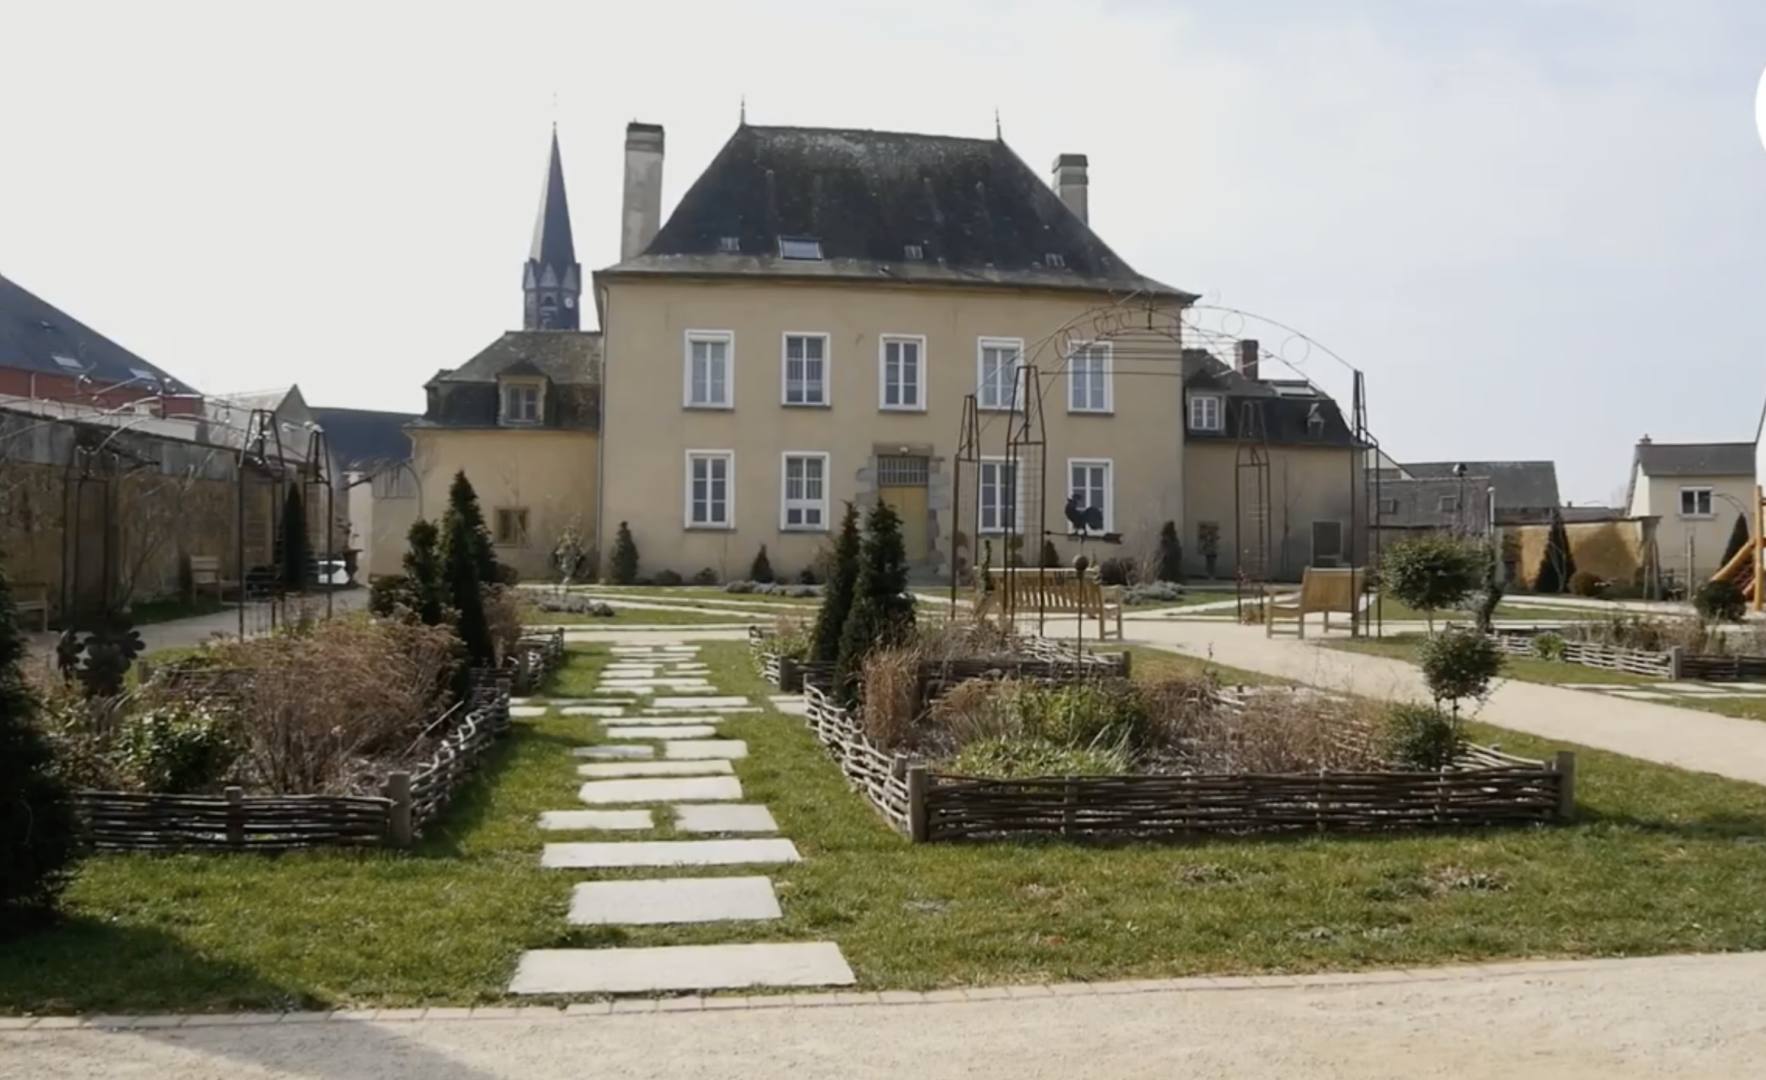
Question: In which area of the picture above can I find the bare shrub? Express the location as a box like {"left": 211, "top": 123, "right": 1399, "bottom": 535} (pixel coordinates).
{"left": 861, "top": 645, "right": 924, "bottom": 748}
{"left": 205, "top": 617, "right": 461, "bottom": 793}
{"left": 1154, "top": 688, "right": 1381, "bottom": 774}
{"left": 1569, "top": 615, "right": 1714, "bottom": 653}
{"left": 482, "top": 585, "right": 529, "bottom": 663}
{"left": 926, "top": 677, "right": 1020, "bottom": 751}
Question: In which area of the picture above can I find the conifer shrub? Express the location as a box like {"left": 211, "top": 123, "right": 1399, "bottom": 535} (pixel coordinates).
{"left": 0, "top": 558, "right": 76, "bottom": 928}
{"left": 835, "top": 501, "right": 916, "bottom": 702}
{"left": 811, "top": 503, "right": 861, "bottom": 665}
{"left": 1156, "top": 520, "right": 1185, "bottom": 583}
{"left": 750, "top": 545, "right": 775, "bottom": 584}
{"left": 610, "top": 521, "right": 639, "bottom": 585}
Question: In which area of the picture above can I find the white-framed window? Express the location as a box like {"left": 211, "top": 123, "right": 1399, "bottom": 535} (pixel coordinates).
{"left": 1066, "top": 458, "right": 1113, "bottom": 534}
{"left": 879, "top": 334, "right": 925, "bottom": 411}
{"left": 781, "top": 332, "right": 829, "bottom": 406}
{"left": 780, "top": 452, "right": 830, "bottom": 531}
{"left": 978, "top": 457, "right": 1021, "bottom": 534}
{"left": 1188, "top": 393, "right": 1223, "bottom": 432}
{"left": 1067, "top": 342, "right": 1112, "bottom": 413}
{"left": 684, "top": 330, "right": 734, "bottom": 409}
{"left": 977, "top": 337, "right": 1023, "bottom": 411}
{"left": 500, "top": 380, "right": 542, "bottom": 425}
{"left": 685, "top": 450, "right": 734, "bottom": 529}
{"left": 1680, "top": 487, "right": 1714, "bottom": 518}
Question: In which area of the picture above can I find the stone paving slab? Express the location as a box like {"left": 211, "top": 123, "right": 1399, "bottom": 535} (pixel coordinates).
{"left": 541, "top": 838, "right": 799, "bottom": 868}
{"left": 562, "top": 705, "right": 631, "bottom": 718}
{"left": 651, "top": 696, "right": 751, "bottom": 710}
{"left": 672, "top": 803, "right": 778, "bottom": 833}
{"left": 566, "top": 876, "right": 782, "bottom": 925}
{"left": 509, "top": 706, "right": 548, "bottom": 718}
{"left": 600, "top": 678, "right": 715, "bottom": 689}
{"left": 600, "top": 713, "right": 726, "bottom": 726}
{"left": 577, "top": 776, "right": 744, "bottom": 804}
{"left": 664, "top": 739, "right": 749, "bottom": 760}
{"left": 592, "top": 687, "right": 651, "bottom": 697}
{"left": 508, "top": 943, "right": 854, "bottom": 995}
{"left": 574, "top": 745, "right": 655, "bottom": 760}
{"left": 538, "top": 809, "right": 655, "bottom": 832}
{"left": 603, "top": 724, "right": 719, "bottom": 740}
{"left": 639, "top": 706, "right": 760, "bottom": 716}
{"left": 577, "top": 760, "right": 735, "bottom": 778}
{"left": 1605, "top": 690, "right": 1675, "bottom": 701}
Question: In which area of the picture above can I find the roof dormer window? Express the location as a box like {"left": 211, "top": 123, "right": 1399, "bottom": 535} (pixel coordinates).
{"left": 903, "top": 243, "right": 924, "bottom": 260}
{"left": 52, "top": 354, "right": 85, "bottom": 372}
{"left": 500, "top": 378, "right": 545, "bottom": 426}
{"left": 719, "top": 236, "right": 741, "bottom": 253}
{"left": 778, "top": 236, "right": 823, "bottom": 261}
{"left": 1045, "top": 252, "right": 1066, "bottom": 268}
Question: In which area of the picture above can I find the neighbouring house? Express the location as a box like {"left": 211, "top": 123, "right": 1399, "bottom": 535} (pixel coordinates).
{"left": 310, "top": 405, "right": 419, "bottom": 581}
{"left": 208, "top": 385, "right": 350, "bottom": 562}
{"left": 406, "top": 130, "right": 600, "bottom": 580}
{"left": 592, "top": 121, "right": 1194, "bottom": 582}
{"left": 1625, "top": 437, "right": 1756, "bottom": 586}
{"left": 1179, "top": 344, "right": 1365, "bottom": 580}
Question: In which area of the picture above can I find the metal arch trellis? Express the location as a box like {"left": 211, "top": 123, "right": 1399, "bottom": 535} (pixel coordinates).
{"left": 1003, "top": 364, "right": 1047, "bottom": 634}
{"left": 237, "top": 408, "right": 288, "bottom": 640}
{"left": 303, "top": 427, "right": 337, "bottom": 620}
{"left": 944, "top": 291, "right": 1388, "bottom": 638}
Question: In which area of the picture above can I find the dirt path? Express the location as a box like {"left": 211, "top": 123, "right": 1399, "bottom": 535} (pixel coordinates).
{"left": 5, "top": 952, "right": 1761, "bottom": 1078}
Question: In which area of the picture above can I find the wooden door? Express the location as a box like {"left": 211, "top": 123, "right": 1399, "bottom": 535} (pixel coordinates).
{"left": 877, "top": 455, "right": 930, "bottom": 563}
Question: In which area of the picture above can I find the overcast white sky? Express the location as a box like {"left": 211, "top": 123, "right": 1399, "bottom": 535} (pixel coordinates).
{"left": 2, "top": 1, "right": 1763, "bottom": 503}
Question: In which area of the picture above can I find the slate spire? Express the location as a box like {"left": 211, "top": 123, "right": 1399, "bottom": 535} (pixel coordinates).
{"left": 523, "top": 126, "right": 581, "bottom": 330}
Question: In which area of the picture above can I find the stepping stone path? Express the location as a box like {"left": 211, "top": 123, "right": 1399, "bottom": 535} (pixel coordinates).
{"left": 514, "top": 637, "right": 855, "bottom": 997}
{"left": 576, "top": 760, "right": 734, "bottom": 778}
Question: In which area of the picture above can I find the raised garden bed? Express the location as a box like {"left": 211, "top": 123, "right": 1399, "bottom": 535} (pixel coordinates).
{"left": 799, "top": 655, "right": 1573, "bottom": 844}
{"left": 73, "top": 672, "right": 512, "bottom": 852}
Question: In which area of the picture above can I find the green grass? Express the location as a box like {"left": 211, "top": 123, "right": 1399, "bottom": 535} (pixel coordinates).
{"left": 121, "top": 595, "right": 230, "bottom": 626}
{"left": 585, "top": 585, "right": 822, "bottom": 608}
{"left": 12, "top": 642, "right": 1766, "bottom": 1013}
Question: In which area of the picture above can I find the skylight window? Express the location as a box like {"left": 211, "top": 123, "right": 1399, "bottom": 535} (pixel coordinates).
{"left": 52, "top": 354, "right": 85, "bottom": 372}
{"left": 129, "top": 367, "right": 159, "bottom": 382}
{"left": 903, "top": 243, "right": 924, "bottom": 260}
{"left": 778, "top": 236, "right": 823, "bottom": 261}
{"left": 1045, "top": 252, "right": 1066, "bottom": 268}
{"left": 718, "top": 236, "right": 741, "bottom": 253}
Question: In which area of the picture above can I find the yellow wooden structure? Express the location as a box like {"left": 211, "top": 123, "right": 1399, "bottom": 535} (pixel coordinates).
{"left": 1266, "top": 567, "right": 1367, "bottom": 638}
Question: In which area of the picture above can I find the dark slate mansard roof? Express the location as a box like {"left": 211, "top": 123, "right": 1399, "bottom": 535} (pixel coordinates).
{"left": 604, "top": 125, "right": 1192, "bottom": 299}
{"left": 0, "top": 271, "right": 189, "bottom": 390}
{"left": 1179, "top": 350, "right": 1357, "bottom": 448}
{"left": 1401, "top": 461, "right": 1561, "bottom": 515}
{"left": 310, "top": 406, "right": 419, "bottom": 471}
{"left": 417, "top": 330, "right": 601, "bottom": 431}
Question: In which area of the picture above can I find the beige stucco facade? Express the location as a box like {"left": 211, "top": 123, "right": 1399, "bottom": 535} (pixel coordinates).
{"left": 1182, "top": 442, "right": 1365, "bottom": 581}
{"left": 595, "top": 276, "right": 1188, "bottom": 582}
{"left": 1627, "top": 466, "right": 1754, "bottom": 582}
{"left": 410, "top": 427, "right": 598, "bottom": 580}
{"left": 346, "top": 468, "right": 421, "bottom": 581}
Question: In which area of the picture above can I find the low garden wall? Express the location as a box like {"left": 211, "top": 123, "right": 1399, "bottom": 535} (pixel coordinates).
{"left": 799, "top": 667, "right": 1573, "bottom": 844}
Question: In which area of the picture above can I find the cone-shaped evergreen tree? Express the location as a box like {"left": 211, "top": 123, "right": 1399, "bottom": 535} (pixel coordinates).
{"left": 811, "top": 502, "right": 861, "bottom": 664}
{"left": 441, "top": 485, "right": 493, "bottom": 666}
{"left": 0, "top": 555, "right": 76, "bottom": 927}
{"left": 403, "top": 519, "right": 448, "bottom": 625}
{"left": 1040, "top": 538, "right": 1061, "bottom": 568}
{"left": 1157, "top": 520, "right": 1185, "bottom": 583}
{"left": 835, "top": 501, "right": 916, "bottom": 702}
{"left": 1533, "top": 509, "right": 1576, "bottom": 594}
{"left": 280, "top": 484, "right": 307, "bottom": 592}
{"left": 445, "top": 471, "right": 499, "bottom": 584}
{"left": 750, "top": 545, "right": 775, "bottom": 584}
{"left": 610, "top": 522, "right": 639, "bottom": 585}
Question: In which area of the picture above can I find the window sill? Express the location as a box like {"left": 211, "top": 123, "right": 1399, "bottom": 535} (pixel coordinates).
{"left": 879, "top": 404, "right": 928, "bottom": 414}
{"left": 780, "top": 526, "right": 831, "bottom": 534}
{"left": 1679, "top": 514, "right": 1716, "bottom": 520}
{"left": 781, "top": 401, "right": 831, "bottom": 409}
{"left": 684, "top": 523, "right": 735, "bottom": 532}
{"left": 684, "top": 403, "right": 735, "bottom": 411}
{"left": 1068, "top": 408, "right": 1115, "bottom": 417}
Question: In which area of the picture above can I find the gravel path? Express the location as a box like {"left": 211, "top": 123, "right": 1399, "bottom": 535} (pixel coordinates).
{"left": 6, "top": 952, "right": 1762, "bottom": 1078}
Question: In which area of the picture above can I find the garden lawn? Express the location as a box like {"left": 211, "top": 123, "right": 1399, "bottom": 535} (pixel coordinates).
{"left": 11, "top": 642, "right": 1766, "bottom": 1013}
{"left": 584, "top": 585, "right": 822, "bottom": 609}
{"left": 525, "top": 606, "right": 750, "bottom": 627}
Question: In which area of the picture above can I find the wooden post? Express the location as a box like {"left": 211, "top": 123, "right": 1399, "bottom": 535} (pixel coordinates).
{"left": 1554, "top": 751, "right": 1577, "bottom": 822}
{"left": 1061, "top": 776, "right": 1077, "bottom": 837}
{"left": 385, "top": 771, "right": 414, "bottom": 848}
{"left": 1667, "top": 646, "right": 1684, "bottom": 681}
{"left": 224, "top": 785, "right": 244, "bottom": 848}
{"left": 906, "top": 765, "right": 929, "bottom": 843}
{"left": 1755, "top": 484, "right": 1764, "bottom": 614}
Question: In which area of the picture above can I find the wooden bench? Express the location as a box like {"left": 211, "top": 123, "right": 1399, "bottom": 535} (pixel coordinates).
{"left": 973, "top": 567, "right": 1124, "bottom": 641}
{"left": 186, "top": 555, "right": 238, "bottom": 600}
{"left": 1266, "top": 567, "right": 1366, "bottom": 638}
{"left": 12, "top": 582, "right": 49, "bottom": 632}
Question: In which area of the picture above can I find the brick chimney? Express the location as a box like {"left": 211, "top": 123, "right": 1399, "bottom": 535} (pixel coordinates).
{"left": 1236, "top": 339, "right": 1260, "bottom": 381}
{"left": 1051, "top": 153, "right": 1088, "bottom": 223}
{"left": 621, "top": 122, "right": 665, "bottom": 260}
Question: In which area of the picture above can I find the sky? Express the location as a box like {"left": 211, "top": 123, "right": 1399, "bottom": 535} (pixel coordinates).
{"left": 2, "top": 0, "right": 1763, "bottom": 504}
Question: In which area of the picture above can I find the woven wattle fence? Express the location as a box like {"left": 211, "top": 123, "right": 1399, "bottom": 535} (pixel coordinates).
{"left": 799, "top": 661, "right": 1573, "bottom": 844}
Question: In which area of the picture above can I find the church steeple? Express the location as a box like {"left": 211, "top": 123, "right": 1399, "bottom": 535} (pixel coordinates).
{"left": 523, "top": 126, "right": 581, "bottom": 330}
